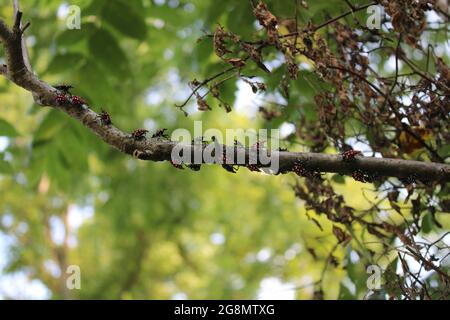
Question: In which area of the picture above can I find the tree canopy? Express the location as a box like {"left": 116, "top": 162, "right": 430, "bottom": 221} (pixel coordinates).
{"left": 0, "top": 0, "right": 449, "bottom": 300}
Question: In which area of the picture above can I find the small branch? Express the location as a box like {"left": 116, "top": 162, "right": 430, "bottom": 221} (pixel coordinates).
{"left": 0, "top": 11, "right": 54, "bottom": 104}
{"left": 13, "top": 0, "right": 32, "bottom": 72}
{"left": 313, "top": 2, "right": 376, "bottom": 31}
{"left": 388, "top": 34, "right": 402, "bottom": 96}
{"left": 343, "top": 0, "right": 356, "bottom": 11}
{"left": 20, "top": 21, "right": 30, "bottom": 34}
{"left": 13, "top": 10, "right": 23, "bottom": 32}
{"left": 176, "top": 64, "right": 241, "bottom": 113}
{"left": 274, "top": 1, "right": 376, "bottom": 41}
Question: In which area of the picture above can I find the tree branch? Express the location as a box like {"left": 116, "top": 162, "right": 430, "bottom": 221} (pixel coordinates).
{"left": 0, "top": 11, "right": 449, "bottom": 183}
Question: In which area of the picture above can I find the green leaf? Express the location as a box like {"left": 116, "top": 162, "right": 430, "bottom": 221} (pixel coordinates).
{"left": 272, "top": 0, "right": 297, "bottom": 17}
{"left": 332, "top": 174, "right": 345, "bottom": 184}
{"left": 46, "top": 147, "right": 71, "bottom": 189}
{"left": 88, "top": 29, "right": 128, "bottom": 76}
{"left": 338, "top": 283, "right": 355, "bottom": 300}
{"left": 0, "top": 158, "right": 13, "bottom": 174}
{"left": 421, "top": 212, "right": 433, "bottom": 234}
{"left": 345, "top": 247, "right": 367, "bottom": 295}
{"left": 0, "top": 118, "right": 20, "bottom": 137}
{"left": 227, "top": 1, "right": 253, "bottom": 38}
{"left": 56, "top": 22, "right": 97, "bottom": 46}
{"left": 102, "top": 0, "right": 147, "bottom": 40}
{"left": 266, "top": 66, "right": 285, "bottom": 92}
{"left": 83, "top": 0, "right": 107, "bottom": 15}
{"left": 33, "top": 110, "right": 68, "bottom": 143}
{"left": 77, "top": 60, "right": 121, "bottom": 108}
{"left": 47, "top": 52, "right": 85, "bottom": 74}
{"left": 204, "top": 1, "right": 229, "bottom": 27}
{"left": 193, "top": 38, "right": 214, "bottom": 69}
{"left": 56, "top": 124, "right": 88, "bottom": 172}
{"left": 438, "top": 144, "right": 450, "bottom": 158}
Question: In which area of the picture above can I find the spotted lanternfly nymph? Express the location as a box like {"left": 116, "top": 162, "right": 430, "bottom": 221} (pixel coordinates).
{"left": 292, "top": 161, "right": 308, "bottom": 177}
{"left": 341, "top": 149, "right": 362, "bottom": 161}
{"left": 131, "top": 129, "right": 149, "bottom": 141}
{"left": 252, "top": 141, "right": 265, "bottom": 150}
{"left": 222, "top": 164, "right": 238, "bottom": 173}
{"left": 352, "top": 170, "right": 367, "bottom": 183}
{"left": 98, "top": 109, "right": 112, "bottom": 126}
{"left": 152, "top": 128, "right": 169, "bottom": 139}
{"left": 222, "top": 154, "right": 238, "bottom": 173}
{"left": 279, "top": 147, "right": 288, "bottom": 151}
{"left": 54, "top": 84, "right": 74, "bottom": 95}
{"left": 291, "top": 160, "right": 322, "bottom": 179}
{"left": 55, "top": 94, "right": 69, "bottom": 105}
{"left": 401, "top": 174, "right": 416, "bottom": 185}
{"left": 247, "top": 164, "right": 259, "bottom": 172}
{"left": 170, "top": 160, "right": 184, "bottom": 170}
{"left": 71, "top": 95, "right": 86, "bottom": 106}
{"left": 188, "top": 164, "right": 201, "bottom": 171}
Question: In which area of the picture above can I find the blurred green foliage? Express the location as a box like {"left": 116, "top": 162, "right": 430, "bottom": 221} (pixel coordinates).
{"left": 0, "top": 0, "right": 448, "bottom": 299}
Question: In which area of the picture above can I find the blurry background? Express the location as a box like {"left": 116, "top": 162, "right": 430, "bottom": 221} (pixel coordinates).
{"left": 0, "top": 0, "right": 448, "bottom": 299}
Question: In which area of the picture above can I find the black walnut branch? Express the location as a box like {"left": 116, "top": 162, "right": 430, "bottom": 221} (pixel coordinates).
{"left": 0, "top": 12, "right": 449, "bottom": 183}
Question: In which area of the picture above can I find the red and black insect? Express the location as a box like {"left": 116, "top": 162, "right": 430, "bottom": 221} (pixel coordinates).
{"left": 401, "top": 174, "right": 416, "bottom": 186}
{"left": 131, "top": 129, "right": 149, "bottom": 141}
{"left": 170, "top": 160, "right": 184, "bottom": 170}
{"left": 292, "top": 161, "right": 309, "bottom": 177}
{"left": 292, "top": 161, "right": 322, "bottom": 179}
{"left": 222, "top": 154, "right": 238, "bottom": 173}
{"left": 152, "top": 128, "right": 169, "bottom": 139}
{"left": 55, "top": 94, "right": 69, "bottom": 105}
{"left": 188, "top": 164, "right": 201, "bottom": 171}
{"left": 352, "top": 170, "right": 367, "bottom": 183}
{"left": 71, "top": 95, "right": 86, "bottom": 106}
{"left": 54, "top": 84, "right": 74, "bottom": 95}
{"left": 98, "top": 109, "right": 112, "bottom": 126}
{"left": 247, "top": 164, "right": 259, "bottom": 172}
{"left": 222, "top": 163, "right": 238, "bottom": 173}
{"left": 303, "top": 37, "right": 313, "bottom": 49}
{"left": 341, "top": 149, "right": 362, "bottom": 161}
{"left": 252, "top": 141, "right": 265, "bottom": 150}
